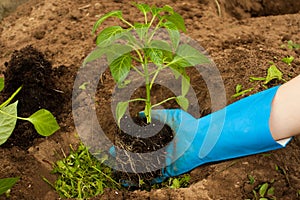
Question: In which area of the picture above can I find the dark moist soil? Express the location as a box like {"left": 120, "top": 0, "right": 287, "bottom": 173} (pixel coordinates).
{"left": 0, "top": 0, "right": 300, "bottom": 199}
{"left": 113, "top": 115, "right": 173, "bottom": 189}
{"left": 1, "top": 46, "right": 64, "bottom": 149}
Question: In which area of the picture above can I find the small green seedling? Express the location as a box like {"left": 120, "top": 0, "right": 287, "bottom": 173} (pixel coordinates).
{"left": 283, "top": 40, "right": 300, "bottom": 50}
{"left": 252, "top": 182, "right": 276, "bottom": 200}
{"left": 85, "top": 3, "right": 210, "bottom": 124}
{"left": 280, "top": 40, "right": 300, "bottom": 50}
{"left": 152, "top": 174, "right": 190, "bottom": 189}
{"left": 250, "top": 63, "right": 285, "bottom": 86}
{"left": 248, "top": 174, "right": 256, "bottom": 185}
{"left": 79, "top": 82, "right": 89, "bottom": 90}
{"left": 281, "top": 56, "right": 294, "bottom": 66}
{"left": 232, "top": 84, "right": 253, "bottom": 98}
{"left": 47, "top": 143, "right": 120, "bottom": 199}
{"left": 0, "top": 77, "right": 60, "bottom": 145}
{"left": 168, "top": 174, "right": 190, "bottom": 189}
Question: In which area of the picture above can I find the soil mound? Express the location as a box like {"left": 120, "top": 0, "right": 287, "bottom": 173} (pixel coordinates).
{"left": 2, "top": 46, "right": 62, "bottom": 149}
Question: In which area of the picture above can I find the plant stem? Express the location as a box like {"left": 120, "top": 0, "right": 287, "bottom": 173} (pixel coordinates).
{"left": 151, "top": 96, "right": 177, "bottom": 108}
{"left": 127, "top": 98, "right": 146, "bottom": 103}
{"left": 143, "top": 61, "right": 152, "bottom": 123}
{"left": 149, "top": 67, "right": 162, "bottom": 90}
{"left": 120, "top": 18, "right": 134, "bottom": 28}
{"left": 131, "top": 65, "right": 144, "bottom": 77}
{"left": 147, "top": 17, "right": 165, "bottom": 43}
{"left": 214, "top": 0, "right": 222, "bottom": 17}
{"left": 0, "top": 109, "right": 28, "bottom": 121}
{"left": 91, "top": 166, "right": 121, "bottom": 187}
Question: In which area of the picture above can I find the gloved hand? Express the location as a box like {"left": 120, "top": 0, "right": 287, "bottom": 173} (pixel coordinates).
{"left": 141, "top": 86, "right": 291, "bottom": 183}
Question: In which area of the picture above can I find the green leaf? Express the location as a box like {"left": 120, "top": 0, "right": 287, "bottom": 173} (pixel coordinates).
{"left": 0, "top": 177, "right": 19, "bottom": 195}
{"left": 169, "top": 64, "right": 184, "bottom": 79}
{"left": 96, "top": 26, "right": 124, "bottom": 47}
{"left": 287, "top": 40, "right": 300, "bottom": 49}
{"left": 148, "top": 40, "right": 173, "bottom": 60}
{"left": 0, "top": 77, "right": 4, "bottom": 92}
{"left": 133, "top": 3, "right": 151, "bottom": 15}
{"left": 171, "top": 44, "right": 210, "bottom": 67}
{"left": 27, "top": 109, "right": 60, "bottom": 137}
{"left": 0, "top": 86, "right": 22, "bottom": 109}
{"left": 169, "top": 64, "right": 186, "bottom": 79}
{"left": 170, "top": 178, "right": 180, "bottom": 189}
{"left": 105, "top": 44, "right": 132, "bottom": 84}
{"left": 249, "top": 77, "right": 265, "bottom": 82}
{"left": 83, "top": 47, "right": 105, "bottom": 66}
{"left": 267, "top": 186, "right": 275, "bottom": 196}
{"left": 161, "top": 5, "right": 174, "bottom": 14}
{"left": 162, "top": 21, "right": 180, "bottom": 50}
{"left": 146, "top": 48, "right": 163, "bottom": 67}
{"left": 281, "top": 56, "right": 294, "bottom": 65}
{"left": 109, "top": 53, "right": 132, "bottom": 84}
{"left": 151, "top": 6, "right": 162, "bottom": 16}
{"left": 105, "top": 44, "right": 132, "bottom": 64}
{"left": 165, "top": 12, "right": 186, "bottom": 32}
{"left": 181, "top": 73, "right": 190, "bottom": 97}
{"left": 264, "top": 64, "right": 283, "bottom": 84}
{"left": 116, "top": 101, "right": 128, "bottom": 126}
{"left": 92, "top": 11, "right": 122, "bottom": 34}
{"left": 232, "top": 88, "right": 253, "bottom": 98}
{"left": 134, "top": 23, "right": 149, "bottom": 40}
{"left": 79, "top": 82, "right": 89, "bottom": 90}
{"left": 259, "top": 183, "right": 269, "bottom": 197}
{"left": 0, "top": 101, "right": 18, "bottom": 145}
{"left": 176, "top": 96, "right": 189, "bottom": 111}
{"left": 235, "top": 84, "right": 242, "bottom": 93}
{"left": 248, "top": 175, "right": 255, "bottom": 185}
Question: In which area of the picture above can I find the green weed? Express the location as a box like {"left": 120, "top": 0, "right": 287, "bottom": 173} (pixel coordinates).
{"left": 152, "top": 174, "right": 191, "bottom": 189}
{"left": 48, "top": 143, "right": 120, "bottom": 199}
{"left": 281, "top": 56, "right": 294, "bottom": 66}
{"left": 252, "top": 182, "right": 276, "bottom": 200}
{"left": 248, "top": 175, "right": 256, "bottom": 185}
{"left": 232, "top": 84, "right": 253, "bottom": 98}
{"left": 250, "top": 62, "right": 285, "bottom": 86}
{"left": 281, "top": 40, "right": 300, "bottom": 50}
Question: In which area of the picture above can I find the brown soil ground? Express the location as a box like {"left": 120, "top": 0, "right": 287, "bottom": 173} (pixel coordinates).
{"left": 0, "top": 0, "right": 300, "bottom": 199}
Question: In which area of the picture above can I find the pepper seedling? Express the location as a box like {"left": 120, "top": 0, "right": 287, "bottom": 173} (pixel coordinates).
{"left": 85, "top": 3, "right": 210, "bottom": 124}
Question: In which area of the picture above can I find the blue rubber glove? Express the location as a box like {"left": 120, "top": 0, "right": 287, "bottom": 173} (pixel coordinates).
{"left": 143, "top": 86, "right": 291, "bottom": 183}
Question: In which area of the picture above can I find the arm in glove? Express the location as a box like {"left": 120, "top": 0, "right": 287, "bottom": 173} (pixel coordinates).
{"left": 144, "top": 86, "right": 292, "bottom": 183}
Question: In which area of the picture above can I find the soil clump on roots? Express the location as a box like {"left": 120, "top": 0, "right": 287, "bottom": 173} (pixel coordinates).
{"left": 112, "top": 115, "right": 173, "bottom": 189}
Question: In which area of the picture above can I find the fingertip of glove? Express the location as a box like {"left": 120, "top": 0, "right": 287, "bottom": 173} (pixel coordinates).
{"left": 138, "top": 111, "right": 146, "bottom": 118}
